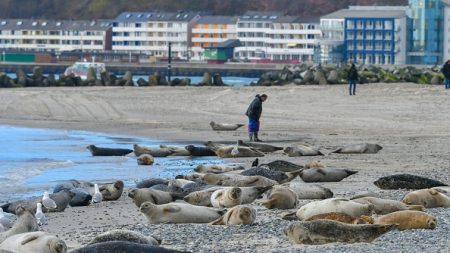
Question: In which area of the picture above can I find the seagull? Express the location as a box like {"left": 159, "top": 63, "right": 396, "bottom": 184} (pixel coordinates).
{"left": 0, "top": 208, "right": 13, "bottom": 229}
{"left": 42, "top": 191, "right": 57, "bottom": 209}
{"left": 231, "top": 141, "right": 239, "bottom": 156}
{"left": 35, "top": 203, "right": 47, "bottom": 226}
{"left": 92, "top": 184, "right": 103, "bottom": 204}
{"left": 252, "top": 158, "right": 259, "bottom": 167}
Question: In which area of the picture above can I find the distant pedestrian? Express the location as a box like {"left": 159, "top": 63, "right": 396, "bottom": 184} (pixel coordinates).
{"left": 441, "top": 60, "right": 450, "bottom": 89}
{"left": 348, "top": 62, "right": 358, "bottom": 96}
{"left": 245, "top": 94, "right": 268, "bottom": 142}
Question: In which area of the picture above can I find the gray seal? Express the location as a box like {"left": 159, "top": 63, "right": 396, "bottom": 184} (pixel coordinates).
{"left": 69, "top": 188, "right": 92, "bottom": 207}
{"left": 136, "top": 178, "right": 169, "bottom": 189}
{"left": 88, "top": 229, "right": 160, "bottom": 245}
{"left": 70, "top": 241, "right": 187, "bottom": 253}
{"left": 1, "top": 189, "right": 75, "bottom": 214}
{"left": 332, "top": 143, "right": 383, "bottom": 154}
{"left": 240, "top": 166, "right": 302, "bottom": 183}
{"left": 86, "top": 145, "right": 133, "bottom": 156}
{"left": 185, "top": 145, "right": 216, "bottom": 156}
{"left": 374, "top": 174, "right": 447, "bottom": 190}
{"left": 262, "top": 160, "right": 304, "bottom": 173}
{"left": 0, "top": 206, "right": 39, "bottom": 244}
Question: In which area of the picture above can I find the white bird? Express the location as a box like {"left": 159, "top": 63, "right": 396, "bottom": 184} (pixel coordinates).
{"left": 35, "top": 203, "right": 47, "bottom": 226}
{"left": 231, "top": 141, "right": 239, "bottom": 156}
{"left": 42, "top": 191, "right": 57, "bottom": 209}
{"left": 92, "top": 184, "right": 103, "bottom": 204}
{"left": 0, "top": 207, "right": 13, "bottom": 229}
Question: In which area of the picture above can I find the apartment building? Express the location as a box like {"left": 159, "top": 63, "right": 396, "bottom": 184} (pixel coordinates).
{"left": 111, "top": 12, "right": 200, "bottom": 60}
{"left": 191, "top": 16, "right": 238, "bottom": 61}
{"left": 235, "top": 11, "right": 321, "bottom": 62}
{"left": 0, "top": 19, "right": 112, "bottom": 52}
{"left": 444, "top": 0, "right": 450, "bottom": 63}
{"left": 317, "top": 11, "right": 346, "bottom": 64}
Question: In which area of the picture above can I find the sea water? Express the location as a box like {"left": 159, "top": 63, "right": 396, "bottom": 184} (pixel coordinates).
{"left": 0, "top": 125, "right": 228, "bottom": 204}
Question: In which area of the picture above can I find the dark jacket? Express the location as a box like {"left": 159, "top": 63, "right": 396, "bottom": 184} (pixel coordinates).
{"left": 246, "top": 95, "right": 263, "bottom": 120}
{"left": 442, "top": 62, "right": 450, "bottom": 79}
{"left": 348, "top": 64, "right": 358, "bottom": 81}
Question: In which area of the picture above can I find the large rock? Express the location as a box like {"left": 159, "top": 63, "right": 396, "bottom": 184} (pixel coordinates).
{"left": 301, "top": 69, "right": 314, "bottom": 84}
{"left": 100, "top": 71, "right": 111, "bottom": 86}
{"left": 33, "top": 66, "right": 43, "bottom": 86}
{"left": 137, "top": 78, "right": 149, "bottom": 87}
{"left": 213, "top": 73, "right": 225, "bottom": 86}
{"left": 430, "top": 74, "right": 441, "bottom": 85}
{"left": 123, "top": 71, "right": 134, "bottom": 86}
{"left": 326, "top": 70, "right": 338, "bottom": 84}
{"left": 314, "top": 69, "right": 328, "bottom": 85}
{"left": 15, "top": 69, "right": 27, "bottom": 87}
{"left": 198, "top": 72, "right": 212, "bottom": 86}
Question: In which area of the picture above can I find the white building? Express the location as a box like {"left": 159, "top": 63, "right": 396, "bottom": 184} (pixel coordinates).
{"left": 0, "top": 19, "right": 112, "bottom": 52}
{"left": 111, "top": 12, "right": 200, "bottom": 60}
{"left": 191, "top": 16, "right": 238, "bottom": 61}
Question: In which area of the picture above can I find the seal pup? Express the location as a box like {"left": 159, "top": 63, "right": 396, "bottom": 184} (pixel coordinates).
{"left": 86, "top": 145, "right": 132, "bottom": 156}
{"left": 185, "top": 145, "right": 216, "bottom": 156}
{"left": 0, "top": 231, "right": 67, "bottom": 253}
{"left": 402, "top": 189, "right": 450, "bottom": 208}
{"left": 305, "top": 212, "right": 371, "bottom": 224}
{"left": 136, "top": 178, "right": 169, "bottom": 189}
{"left": 92, "top": 184, "right": 102, "bottom": 204}
{"left": 371, "top": 210, "right": 437, "bottom": 230}
{"left": 284, "top": 145, "right": 323, "bottom": 157}
{"left": 195, "top": 164, "right": 244, "bottom": 174}
{"left": 351, "top": 197, "right": 424, "bottom": 214}
{"left": 139, "top": 201, "right": 224, "bottom": 224}
{"left": 211, "top": 187, "right": 242, "bottom": 208}
{"left": 210, "top": 205, "right": 256, "bottom": 225}
{"left": 70, "top": 242, "right": 186, "bottom": 253}
{"left": 283, "top": 198, "right": 373, "bottom": 221}
{"left": 300, "top": 168, "right": 357, "bottom": 182}
{"left": 42, "top": 191, "right": 57, "bottom": 210}
{"left": 214, "top": 146, "right": 265, "bottom": 158}
{"left": 281, "top": 182, "right": 333, "bottom": 199}
{"left": 133, "top": 144, "right": 173, "bottom": 157}
{"left": 332, "top": 143, "right": 383, "bottom": 154}
{"left": 210, "top": 121, "right": 244, "bottom": 131}
{"left": 128, "top": 188, "right": 176, "bottom": 208}
{"left": 88, "top": 229, "right": 160, "bottom": 245}
{"left": 0, "top": 206, "right": 39, "bottom": 244}
{"left": 237, "top": 140, "right": 283, "bottom": 153}
{"left": 262, "top": 186, "right": 298, "bottom": 209}
{"left": 261, "top": 160, "right": 304, "bottom": 173}
{"left": 284, "top": 220, "right": 397, "bottom": 245}
{"left": 374, "top": 174, "right": 447, "bottom": 190}
{"left": 240, "top": 166, "right": 302, "bottom": 183}
{"left": 35, "top": 203, "right": 46, "bottom": 226}
{"left": 200, "top": 174, "right": 277, "bottom": 188}
{"left": 137, "top": 154, "right": 154, "bottom": 165}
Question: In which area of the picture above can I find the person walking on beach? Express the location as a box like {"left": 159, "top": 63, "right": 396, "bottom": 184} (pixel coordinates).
{"left": 348, "top": 62, "right": 358, "bottom": 96}
{"left": 246, "top": 94, "right": 267, "bottom": 142}
{"left": 441, "top": 60, "right": 450, "bottom": 89}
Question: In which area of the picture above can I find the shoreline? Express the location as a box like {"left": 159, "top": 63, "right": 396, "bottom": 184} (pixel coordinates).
{"left": 1, "top": 84, "right": 450, "bottom": 252}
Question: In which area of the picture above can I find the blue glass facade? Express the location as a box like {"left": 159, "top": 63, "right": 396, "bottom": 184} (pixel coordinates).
{"left": 344, "top": 18, "right": 396, "bottom": 64}
{"left": 407, "top": 0, "right": 443, "bottom": 64}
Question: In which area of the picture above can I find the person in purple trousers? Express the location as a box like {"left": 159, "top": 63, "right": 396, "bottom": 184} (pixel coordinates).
{"left": 245, "top": 94, "right": 268, "bottom": 142}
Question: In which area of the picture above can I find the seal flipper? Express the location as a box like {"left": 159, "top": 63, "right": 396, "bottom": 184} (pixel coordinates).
{"left": 209, "top": 216, "right": 225, "bottom": 225}
{"left": 20, "top": 234, "right": 39, "bottom": 245}
{"left": 282, "top": 212, "right": 299, "bottom": 221}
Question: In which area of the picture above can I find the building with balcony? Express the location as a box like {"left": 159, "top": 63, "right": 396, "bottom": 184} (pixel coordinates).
{"left": 444, "top": 0, "right": 450, "bottom": 63}
{"left": 316, "top": 10, "right": 346, "bottom": 64}
{"left": 191, "top": 16, "right": 238, "bottom": 61}
{"left": 0, "top": 19, "right": 112, "bottom": 52}
{"left": 111, "top": 11, "right": 200, "bottom": 60}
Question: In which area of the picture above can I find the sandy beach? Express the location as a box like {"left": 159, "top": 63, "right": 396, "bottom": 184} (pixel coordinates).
{"left": 1, "top": 83, "right": 450, "bottom": 252}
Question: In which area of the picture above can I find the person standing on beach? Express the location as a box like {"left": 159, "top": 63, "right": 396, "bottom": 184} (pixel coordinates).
{"left": 348, "top": 62, "right": 358, "bottom": 96}
{"left": 246, "top": 94, "right": 267, "bottom": 142}
{"left": 441, "top": 60, "right": 450, "bottom": 89}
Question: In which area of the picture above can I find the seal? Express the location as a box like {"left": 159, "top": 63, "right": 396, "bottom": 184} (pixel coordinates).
{"left": 210, "top": 121, "right": 244, "bottom": 131}
{"left": 168, "top": 179, "right": 196, "bottom": 189}
{"left": 211, "top": 187, "right": 242, "bottom": 208}
{"left": 70, "top": 242, "right": 186, "bottom": 253}
{"left": 1, "top": 189, "right": 75, "bottom": 214}
{"left": 374, "top": 174, "right": 447, "bottom": 190}
{"left": 136, "top": 178, "right": 169, "bottom": 189}
{"left": 332, "top": 143, "right": 383, "bottom": 154}
{"left": 402, "top": 189, "right": 450, "bottom": 208}
{"left": 240, "top": 166, "right": 302, "bottom": 183}
{"left": 214, "top": 146, "right": 265, "bottom": 158}
{"left": 94, "top": 180, "right": 124, "bottom": 201}
{"left": 128, "top": 188, "right": 175, "bottom": 208}
{"left": 299, "top": 168, "right": 357, "bottom": 182}
{"left": 69, "top": 188, "right": 92, "bottom": 207}
{"left": 261, "top": 186, "right": 297, "bottom": 209}
{"left": 283, "top": 198, "right": 373, "bottom": 221}
{"left": 281, "top": 182, "right": 333, "bottom": 199}
{"left": 0, "top": 206, "right": 39, "bottom": 244}
{"left": 137, "top": 154, "right": 154, "bottom": 166}
{"left": 184, "top": 186, "right": 269, "bottom": 206}
{"left": 210, "top": 205, "right": 256, "bottom": 225}
{"left": 88, "top": 229, "right": 160, "bottom": 245}
{"left": 0, "top": 231, "right": 67, "bottom": 253}
{"left": 284, "top": 220, "right": 397, "bottom": 244}
{"left": 194, "top": 165, "right": 244, "bottom": 174}
{"left": 86, "top": 145, "right": 133, "bottom": 156}
{"left": 261, "top": 160, "right": 304, "bottom": 173}
{"left": 159, "top": 145, "right": 190, "bottom": 156}
{"left": 237, "top": 140, "right": 283, "bottom": 153}
{"left": 305, "top": 212, "right": 372, "bottom": 224}
{"left": 351, "top": 197, "right": 424, "bottom": 214}
{"left": 139, "top": 201, "right": 225, "bottom": 224}
{"left": 200, "top": 174, "right": 277, "bottom": 188}
{"left": 284, "top": 145, "right": 323, "bottom": 157}
{"left": 133, "top": 144, "right": 173, "bottom": 157}
{"left": 371, "top": 210, "right": 437, "bottom": 230}
{"left": 185, "top": 145, "right": 216, "bottom": 156}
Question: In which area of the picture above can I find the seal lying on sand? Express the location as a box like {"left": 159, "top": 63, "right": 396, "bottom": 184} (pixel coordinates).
{"left": 69, "top": 188, "right": 92, "bottom": 207}
{"left": 0, "top": 206, "right": 39, "bottom": 244}
{"left": 139, "top": 201, "right": 224, "bottom": 224}
{"left": 0, "top": 231, "right": 67, "bottom": 253}
{"left": 261, "top": 160, "right": 304, "bottom": 173}
{"left": 237, "top": 140, "right": 283, "bottom": 153}
{"left": 332, "top": 143, "right": 383, "bottom": 154}
{"left": 86, "top": 145, "right": 132, "bottom": 156}
{"left": 374, "top": 174, "right": 447, "bottom": 190}
{"left": 137, "top": 154, "right": 154, "bottom": 166}
{"left": 214, "top": 146, "right": 265, "bottom": 158}
{"left": 284, "top": 220, "right": 396, "bottom": 245}
{"left": 133, "top": 144, "right": 173, "bottom": 157}
{"left": 210, "top": 121, "right": 244, "bottom": 131}
{"left": 351, "top": 197, "right": 424, "bottom": 214}
{"left": 402, "top": 189, "right": 450, "bottom": 208}
{"left": 284, "top": 145, "right": 323, "bottom": 157}
{"left": 136, "top": 178, "right": 169, "bottom": 189}
{"left": 89, "top": 181, "right": 124, "bottom": 201}
{"left": 128, "top": 188, "right": 177, "bottom": 207}
{"left": 211, "top": 187, "right": 242, "bottom": 208}
{"left": 159, "top": 145, "right": 191, "bottom": 156}
{"left": 1, "top": 189, "right": 75, "bottom": 214}
{"left": 195, "top": 165, "right": 244, "bottom": 174}
{"left": 185, "top": 145, "right": 216, "bottom": 156}
{"left": 70, "top": 241, "right": 187, "bottom": 253}
{"left": 184, "top": 186, "right": 270, "bottom": 206}
{"left": 281, "top": 182, "right": 333, "bottom": 199}
{"left": 370, "top": 210, "right": 437, "bottom": 230}
{"left": 200, "top": 174, "right": 277, "bottom": 188}
{"left": 305, "top": 212, "right": 372, "bottom": 224}
{"left": 210, "top": 205, "right": 256, "bottom": 225}
{"left": 88, "top": 229, "right": 160, "bottom": 245}
{"left": 262, "top": 186, "right": 298, "bottom": 209}
{"left": 300, "top": 168, "right": 357, "bottom": 182}
{"left": 240, "top": 166, "right": 302, "bottom": 183}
